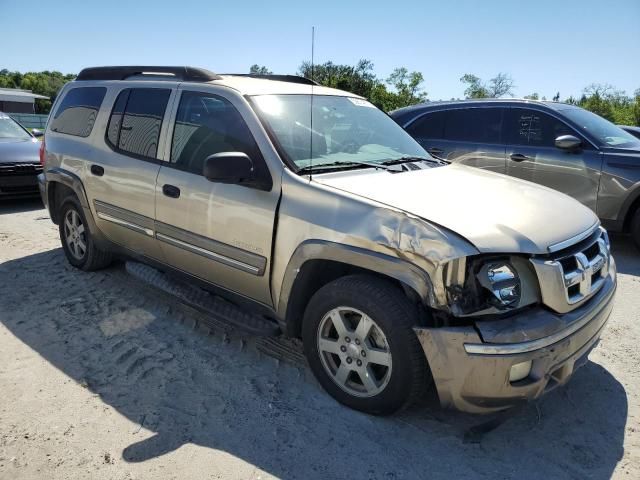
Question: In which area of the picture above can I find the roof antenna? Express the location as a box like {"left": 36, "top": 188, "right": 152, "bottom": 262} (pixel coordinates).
{"left": 309, "top": 26, "right": 315, "bottom": 181}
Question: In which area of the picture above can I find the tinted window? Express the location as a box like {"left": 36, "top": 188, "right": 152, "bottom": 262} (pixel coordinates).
{"left": 406, "top": 110, "right": 445, "bottom": 139}
{"left": 444, "top": 108, "right": 503, "bottom": 143}
{"left": 50, "top": 87, "right": 106, "bottom": 137}
{"left": 560, "top": 107, "right": 640, "bottom": 148}
{"left": 106, "top": 89, "right": 128, "bottom": 146}
{"left": 508, "top": 109, "right": 575, "bottom": 147}
{"left": 107, "top": 88, "right": 171, "bottom": 159}
{"left": 171, "top": 91, "right": 261, "bottom": 175}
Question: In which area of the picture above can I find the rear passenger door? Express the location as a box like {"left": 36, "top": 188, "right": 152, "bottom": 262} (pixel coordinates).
{"left": 154, "top": 86, "right": 279, "bottom": 306}
{"left": 406, "top": 107, "right": 506, "bottom": 173}
{"left": 505, "top": 108, "right": 601, "bottom": 211}
{"left": 85, "top": 85, "right": 176, "bottom": 260}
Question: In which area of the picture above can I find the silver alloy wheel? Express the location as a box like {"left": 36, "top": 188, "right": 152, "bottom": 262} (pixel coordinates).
{"left": 317, "top": 307, "right": 392, "bottom": 398}
{"left": 64, "top": 208, "right": 87, "bottom": 260}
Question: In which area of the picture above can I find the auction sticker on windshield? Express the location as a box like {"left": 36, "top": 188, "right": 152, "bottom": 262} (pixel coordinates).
{"left": 348, "top": 97, "right": 375, "bottom": 108}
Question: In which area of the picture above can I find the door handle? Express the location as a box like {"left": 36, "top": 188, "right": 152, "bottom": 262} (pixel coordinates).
{"left": 162, "top": 184, "right": 181, "bottom": 198}
{"left": 510, "top": 153, "right": 529, "bottom": 162}
{"left": 90, "top": 164, "right": 104, "bottom": 176}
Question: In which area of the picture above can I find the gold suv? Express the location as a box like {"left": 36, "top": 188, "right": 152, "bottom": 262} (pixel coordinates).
{"left": 39, "top": 66, "right": 617, "bottom": 415}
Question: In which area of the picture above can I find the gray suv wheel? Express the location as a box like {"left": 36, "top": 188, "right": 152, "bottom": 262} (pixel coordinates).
{"left": 58, "top": 196, "right": 113, "bottom": 271}
{"left": 302, "top": 274, "right": 430, "bottom": 415}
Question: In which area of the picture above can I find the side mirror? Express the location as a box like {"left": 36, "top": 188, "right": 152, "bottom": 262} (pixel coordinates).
{"left": 555, "top": 135, "right": 581, "bottom": 151}
{"left": 31, "top": 128, "right": 44, "bottom": 138}
{"left": 203, "top": 152, "right": 255, "bottom": 185}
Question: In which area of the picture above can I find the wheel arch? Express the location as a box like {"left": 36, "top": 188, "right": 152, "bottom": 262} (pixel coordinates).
{"left": 622, "top": 185, "right": 640, "bottom": 232}
{"left": 45, "top": 168, "right": 108, "bottom": 247}
{"left": 277, "top": 240, "right": 434, "bottom": 337}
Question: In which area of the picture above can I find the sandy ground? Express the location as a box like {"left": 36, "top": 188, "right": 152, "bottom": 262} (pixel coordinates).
{"left": 0, "top": 198, "right": 639, "bottom": 480}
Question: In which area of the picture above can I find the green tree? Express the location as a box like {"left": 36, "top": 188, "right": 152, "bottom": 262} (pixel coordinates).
{"left": 298, "top": 60, "right": 428, "bottom": 111}
{"left": 385, "top": 67, "right": 427, "bottom": 108}
{"left": 524, "top": 93, "right": 539, "bottom": 100}
{"left": 0, "top": 69, "right": 76, "bottom": 113}
{"left": 632, "top": 89, "right": 640, "bottom": 126}
{"left": 487, "top": 73, "right": 514, "bottom": 98}
{"left": 249, "top": 64, "right": 272, "bottom": 75}
{"left": 460, "top": 74, "right": 488, "bottom": 98}
{"left": 460, "top": 73, "right": 514, "bottom": 98}
{"left": 298, "top": 59, "right": 378, "bottom": 99}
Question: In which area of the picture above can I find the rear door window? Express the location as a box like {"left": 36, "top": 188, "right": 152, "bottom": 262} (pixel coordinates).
{"left": 406, "top": 110, "right": 446, "bottom": 139}
{"left": 106, "top": 88, "right": 171, "bottom": 159}
{"left": 507, "top": 108, "right": 576, "bottom": 147}
{"left": 444, "top": 108, "right": 503, "bottom": 143}
{"left": 50, "top": 87, "right": 106, "bottom": 137}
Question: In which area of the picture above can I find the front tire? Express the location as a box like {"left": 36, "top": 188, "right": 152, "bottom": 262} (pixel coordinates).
{"left": 302, "top": 274, "right": 429, "bottom": 415}
{"left": 59, "top": 196, "right": 112, "bottom": 271}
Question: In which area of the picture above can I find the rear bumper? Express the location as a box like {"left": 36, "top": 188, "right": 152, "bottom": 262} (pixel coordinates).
{"left": 415, "top": 258, "right": 617, "bottom": 414}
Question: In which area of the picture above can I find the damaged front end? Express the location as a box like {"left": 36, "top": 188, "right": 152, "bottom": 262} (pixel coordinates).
{"left": 415, "top": 228, "right": 617, "bottom": 414}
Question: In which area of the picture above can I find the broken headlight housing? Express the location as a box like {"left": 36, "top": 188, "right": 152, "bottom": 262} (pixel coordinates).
{"left": 477, "top": 262, "right": 521, "bottom": 308}
{"left": 444, "top": 255, "right": 540, "bottom": 316}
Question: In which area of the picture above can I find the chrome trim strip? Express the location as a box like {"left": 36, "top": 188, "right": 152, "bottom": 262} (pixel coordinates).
{"left": 547, "top": 221, "right": 600, "bottom": 253}
{"left": 464, "top": 281, "right": 615, "bottom": 355}
{"left": 96, "top": 212, "right": 154, "bottom": 237}
{"left": 156, "top": 232, "right": 261, "bottom": 275}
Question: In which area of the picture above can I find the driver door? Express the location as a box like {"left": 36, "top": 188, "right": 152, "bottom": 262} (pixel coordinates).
{"left": 154, "top": 86, "right": 279, "bottom": 306}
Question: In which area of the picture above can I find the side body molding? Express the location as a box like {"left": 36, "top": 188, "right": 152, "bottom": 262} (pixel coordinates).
{"left": 276, "top": 240, "right": 434, "bottom": 322}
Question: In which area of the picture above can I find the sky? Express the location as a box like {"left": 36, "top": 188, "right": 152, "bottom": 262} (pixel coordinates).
{"left": 2, "top": 0, "right": 639, "bottom": 100}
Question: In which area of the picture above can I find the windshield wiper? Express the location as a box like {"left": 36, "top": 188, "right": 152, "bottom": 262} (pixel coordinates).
{"left": 297, "top": 160, "right": 394, "bottom": 175}
{"left": 382, "top": 155, "right": 449, "bottom": 166}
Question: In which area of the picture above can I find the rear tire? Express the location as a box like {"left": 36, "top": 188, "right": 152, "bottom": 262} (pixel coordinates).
{"left": 631, "top": 208, "right": 640, "bottom": 252}
{"left": 302, "top": 274, "right": 430, "bottom": 415}
{"left": 59, "top": 196, "right": 112, "bottom": 271}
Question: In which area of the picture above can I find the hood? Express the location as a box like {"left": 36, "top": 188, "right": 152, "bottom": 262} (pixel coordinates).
{"left": 0, "top": 138, "right": 40, "bottom": 164}
{"left": 314, "top": 164, "right": 599, "bottom": 255}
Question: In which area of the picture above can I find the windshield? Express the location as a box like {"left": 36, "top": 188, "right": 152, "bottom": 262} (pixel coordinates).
{"left": 0, "top": 114, "right": 32, "bottom": 140}
{"left": 251, "top": 95, "right": 431, "bottom": 171}
{"left": 561, "top": 107, "right": 640, "bottom": 149}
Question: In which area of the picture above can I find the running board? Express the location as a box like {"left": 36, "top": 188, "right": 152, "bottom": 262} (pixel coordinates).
{"left": 125, "top": 261, "right": 281, "bottom": 337}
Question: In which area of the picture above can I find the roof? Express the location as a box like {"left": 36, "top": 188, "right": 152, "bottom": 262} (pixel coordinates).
{"left": 0, "top": 87, "right": 49, "bottom": 102}
{"left": 390, "top": 98, "right": 579, "bottom": 119}
{"left": 72, "top": 65, "right": 360, "bottom": 98}
{"left": 213, "top": 75, "right": 360, "bottom": 97}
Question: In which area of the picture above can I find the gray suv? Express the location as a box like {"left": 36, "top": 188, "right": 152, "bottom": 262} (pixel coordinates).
{"left": 39, "top": 67, "right": 617, "bottom": 415}
{"left": 391, "top": 100, "right": 640, "bottom": 250}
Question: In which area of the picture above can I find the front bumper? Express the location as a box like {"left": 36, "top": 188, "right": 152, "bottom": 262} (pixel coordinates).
{"left": 0, "top": 169, "right": 41, "bottom": 198}
{"left": 415, "top": 258, "right": 617, "bottom": 414}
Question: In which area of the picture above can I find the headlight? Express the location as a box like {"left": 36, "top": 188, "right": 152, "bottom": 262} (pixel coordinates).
{"left": 477, "top": 262, "right": 521, "bottom": 309}
{"left": 443, "top": 255, "right": 540, "bottom": 316}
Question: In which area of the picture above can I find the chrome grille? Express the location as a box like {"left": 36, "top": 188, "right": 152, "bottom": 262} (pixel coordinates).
{"left": 558, "top": 236, "right": 608, "bottom": 305}
{"left": 0, "top": 162, "right": 43, "bottom": 176}
{"left": 530, "top": 227, "right": 611, "bottom": 314}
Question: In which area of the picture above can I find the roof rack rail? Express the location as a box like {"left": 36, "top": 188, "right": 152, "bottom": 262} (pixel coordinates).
{"left": 76, "top": 66, "right": 221, "bottom": 82}
{"left": 223, "top": 74, "right": 319, "bottom": 86}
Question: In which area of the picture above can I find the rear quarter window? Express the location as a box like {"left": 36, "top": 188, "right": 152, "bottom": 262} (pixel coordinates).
{"left": 50, "top": 87, "right": 106, "bottom": 137}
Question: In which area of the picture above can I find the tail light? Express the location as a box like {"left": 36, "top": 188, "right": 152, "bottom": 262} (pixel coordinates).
{"left": 39, "top": 136, "right": 46, "bottom": 166}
